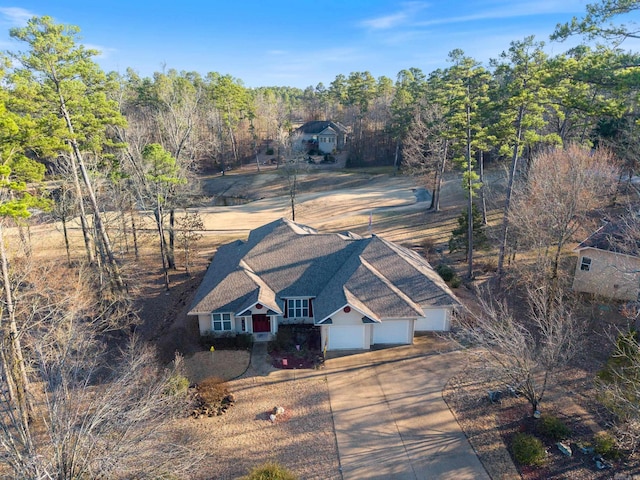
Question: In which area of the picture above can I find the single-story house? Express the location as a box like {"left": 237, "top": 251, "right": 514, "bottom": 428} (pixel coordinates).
{"left": 294, "top": 120, "right": 348, "bottom": 154}
{"left": 188, "top": 218, "right": 460, "bottom": 350}
{"left": 573, "top": 217, "right": 640, "bottom": 301}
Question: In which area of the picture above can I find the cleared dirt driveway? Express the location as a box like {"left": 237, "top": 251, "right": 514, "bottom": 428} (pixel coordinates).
{"left": 326, "top": 346, "right": 490, "bottom": 480}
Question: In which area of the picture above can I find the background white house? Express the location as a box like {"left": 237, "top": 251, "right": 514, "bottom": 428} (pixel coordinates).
{"left": 293, "top": 120, "right": 349, "bottom": 154}
{"left": 573, "top": 218, "right": 640, "bottom": 301}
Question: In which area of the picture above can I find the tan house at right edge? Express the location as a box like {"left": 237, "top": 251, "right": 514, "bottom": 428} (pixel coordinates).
{"left": 573, "top": 218, "right": 640, "bottom": 301}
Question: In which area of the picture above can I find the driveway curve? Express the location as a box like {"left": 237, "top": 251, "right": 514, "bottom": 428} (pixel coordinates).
{"left": 325, "top": 348, "right": 489, "bottom": 480}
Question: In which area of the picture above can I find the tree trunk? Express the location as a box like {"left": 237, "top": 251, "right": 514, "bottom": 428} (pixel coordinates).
{"left": 57, "top": 91, "right": 126, "bottom": 292}
{"left": 0, "top": 222, "right": 34, "bottom": 434}
{"left": 168, "top": 208, "right": 176, "bottom": 269}
{"left": 393, "top": 141, "right": 400, "bottom": 173}
{"left": 67, "top": 154, "right": 95, "bottom": 265}
{"left": 120, "top": 209, "right": 129, "bottom": 255}
{"left": 466, "top": 101, "right": 474, "bottom": 280}
{"left": 61, "top": 213, "right": 72, "bottom": 266}
{"left": 497, "top": 104, "right": 525, "bottom": 275}
{"left": 432, "top": 140, "right": 448, "bottom": 212}
{"left": 154, "top": 205, "right": 170, "bottom": 291}
{"left": 130, "top": 204, "right": 139, "bottom": 261}
{"left": 479, "top": 151, "right": 488, "bottom": 225}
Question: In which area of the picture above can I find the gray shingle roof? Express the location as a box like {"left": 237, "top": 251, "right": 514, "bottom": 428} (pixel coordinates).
{"left": 577, "top": 217, "right": 640, "bottom": 256}
{"left": 188, "top": 218, "right": 460, "bottom": 319}
{"left": 295, "top": 120, "right": 348, "bottom": 135}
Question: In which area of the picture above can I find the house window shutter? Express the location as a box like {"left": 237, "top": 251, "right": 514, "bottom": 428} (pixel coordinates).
{"left": 309, "top": 298, "right": 313, "bottom": 317}
{"left": 284, "top": 300, "right": 288, "bottom": 318}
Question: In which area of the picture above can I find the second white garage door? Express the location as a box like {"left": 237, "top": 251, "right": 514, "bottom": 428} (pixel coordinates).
{"left": 373, "top": 320, "right": 413, "bottom": 345}
{"left": 328, "top": 325, "right": 367, "bottom": 350}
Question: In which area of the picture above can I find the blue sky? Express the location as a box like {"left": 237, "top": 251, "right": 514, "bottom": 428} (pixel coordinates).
{"left": 0, "top": 1, "right": 637, "bottom": 88}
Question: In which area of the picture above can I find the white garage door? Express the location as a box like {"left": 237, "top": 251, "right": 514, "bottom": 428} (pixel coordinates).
{"left": 328, "top": 325, "right": 366, "bottom": 350}
{"left": 373, "top": 320, "right": 412, "bottom": 345}
{"left": 416, "top": 309, "right": 450, "bottom": 331}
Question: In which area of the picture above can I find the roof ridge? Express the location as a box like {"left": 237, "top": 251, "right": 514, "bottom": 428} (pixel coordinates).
{"left": 371, "top": 236, "right": 459, "bottom": 305}
{"left": 358, "top": 256, "right": 425, "bottom": 317}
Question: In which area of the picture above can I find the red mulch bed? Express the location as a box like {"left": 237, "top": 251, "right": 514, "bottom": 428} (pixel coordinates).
{"left": 269, "top": 350, "right": 323, "bottom": 369}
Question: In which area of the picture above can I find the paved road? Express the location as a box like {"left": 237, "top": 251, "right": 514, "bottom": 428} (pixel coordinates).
{"left": 325, "top": 350, "right": 490, "bottom": 480}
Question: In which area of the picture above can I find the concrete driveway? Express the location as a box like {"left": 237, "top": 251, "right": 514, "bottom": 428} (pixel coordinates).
{"left": 325, "top": 347, "right": 489, "bottom": 480}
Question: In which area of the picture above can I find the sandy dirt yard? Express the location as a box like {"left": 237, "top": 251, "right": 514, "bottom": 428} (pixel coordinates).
{"left": 182, "top": 371, "right": 341, "bottom": 480}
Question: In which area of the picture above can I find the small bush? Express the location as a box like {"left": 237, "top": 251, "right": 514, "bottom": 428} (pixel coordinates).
{"left": 435, "top": 264, "right": 456, "bottom": 282}
{"left": 164, "top": 373, "right": 190, "bottom": 396}
{"left": 236, "top": 333, "right": 254, "bottom": 349}
{"left": 242, "top": 462, "right": 297, "bottom": 480}
{"left": 537, "top": 415, "right": 571, "bottom": 441}
{"left": 450, "top": 276, "right": 461, "bottom": 288}
{"left": 421, "top": 238, "right": 437, "bottom": 257}
{"left": 198, "top": 376, "right": 228, "bottom": 407}
{"left": 265, "top": 148, "right": 274, "bottom": 155}
{"left": 270, "top": 328, "right": 295, "bottom": 352}
{"left": 594, "top": 431, "right": 621, "bottom": 460}
{"left": 512, "top": 433, "right": 546, "bottom": 466}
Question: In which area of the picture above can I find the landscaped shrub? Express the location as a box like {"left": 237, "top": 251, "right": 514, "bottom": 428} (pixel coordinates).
{"left": 270, "top": 327, "right": 294, "bottom": 352}
{"left": 537, "top": 415, "right": 571, "bottom": 441}
{"left": 435, "top": 264, "right": 456, "bottom": 282}
{"left": 241, "top": 462, "right": 297, "bottom": 480}
{"left": 594, "top": 431, "right": 621, "bottom": 460}
{"left": 200, "top": 333, "right": 253, "bottom": 350}
{"left": 236, "top": 333, "right": 254, "bottom": 349}
{"left": 421, "top": 237, "right": 437, "bottom": 257}
{"left": 164, "top": 372, "right": 190, "bottom": 396}
{"left": 512, "top": 433, "right": 546, "bottom": 466}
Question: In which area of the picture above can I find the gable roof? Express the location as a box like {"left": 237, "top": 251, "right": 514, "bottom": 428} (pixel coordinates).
{"left": 296, "top": 120, "right": 348, "bottom": 135}
{"left": 577, "top": 217, "right": 640, "bottom": 256}
{"left": 188, "top": 218, "right": 460, "bottom": 320}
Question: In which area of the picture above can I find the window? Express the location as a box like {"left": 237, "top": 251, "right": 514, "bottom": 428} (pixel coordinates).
{"left": 287, "top": 299, "right": 309, "bottom": 318}
{"left": 580, "top": 256, "right": 592, "bottom": 272}
{"left": 212, "top": 313, "right": 232, "bottom": 331}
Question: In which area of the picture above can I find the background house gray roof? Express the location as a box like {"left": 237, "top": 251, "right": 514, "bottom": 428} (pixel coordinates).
{"left": 295, "top": 120, "right": 348, "bottom": 135}
{"left": 188, "top": 218, "right": 459, "bottom": 319}
{"left": 577, "top": 217, "right": 640, "bottom": 256}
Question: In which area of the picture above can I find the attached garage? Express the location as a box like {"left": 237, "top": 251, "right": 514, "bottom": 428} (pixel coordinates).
{"left": 326, "top": 325, "right": 367, "bottom": 350}
{"left": 373, "top": 319, "right": 413, "bottom": 345}
{"left": 416, "top": 308, "right": 450, "bottom": 331}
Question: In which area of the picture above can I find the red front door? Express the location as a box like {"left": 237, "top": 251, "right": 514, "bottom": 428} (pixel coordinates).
{"left": 252, "top": 314, "right": 270, "bottom": 333}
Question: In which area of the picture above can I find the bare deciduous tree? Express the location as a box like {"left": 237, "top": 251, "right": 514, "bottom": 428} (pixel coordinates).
{"left": 596, "top": 327, "right": 640, "bottom": 451}
{"left": 401, "top": 105, "right": 449, "bottom": 211}
{"left": 509, "top": 144, "right": 618, "bottom": 293}
{"left": 281, "top": 132, "right": 309, "bottom": 221}
{"left": 460, "top": 284, "right": 585, "bottom": 414}
{"left": 177, "top": 210, "right": 204, "bottom": 276}
{"left": 0, "top": 261, "right": 199, "bottom": 479}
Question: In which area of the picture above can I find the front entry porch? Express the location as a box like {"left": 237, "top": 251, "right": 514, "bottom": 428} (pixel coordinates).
{"left": 252, "top": 313, "right": 273, "bottom": 342}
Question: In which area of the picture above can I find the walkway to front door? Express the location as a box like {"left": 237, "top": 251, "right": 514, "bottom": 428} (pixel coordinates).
{"left": 252, "top": 314, "right": 270, "bottom": 333}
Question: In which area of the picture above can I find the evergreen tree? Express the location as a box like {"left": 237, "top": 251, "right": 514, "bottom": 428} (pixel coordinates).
{"left": 449, "top": 205, "right": 488, "bottom": 255}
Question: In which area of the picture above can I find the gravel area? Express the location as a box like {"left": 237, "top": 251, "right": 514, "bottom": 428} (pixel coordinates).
{"left": 176, "top": 370, "right": 341, "bottom": 480}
